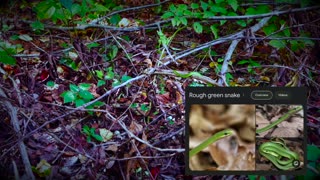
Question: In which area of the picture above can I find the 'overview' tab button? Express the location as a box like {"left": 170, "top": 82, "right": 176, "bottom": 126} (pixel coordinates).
{"left": 251, "top": 90, "right": 273, "bottom": 100}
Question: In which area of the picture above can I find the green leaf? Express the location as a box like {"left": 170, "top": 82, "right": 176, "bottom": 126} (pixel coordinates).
{"left": 180, "top": 17, "right": 188, "bottom": 26}
{"left": 61, "top": 91, "right": 76, "bottom": 103}
{"left": 300, "top": 0, "right": 312, "bottom": 7}
{"left": 201, "top": 1, "right": 209, "bottom": 11}
{"left": 263, "top": 24, "right": 278, "bottom": 36}
{"left": 89, "top": 127, "right": 95, "bottom": 135}
{"left": 215, "top": 0, "right": 224, "bottom": 3}
{"left": 269, "top": 40, "right": 286, "bottom": 49}
{"left": 95, "top": 70, "right": 104, "bottom": 79}
{"left": 86, "top": 136, "right": 91, "bottom": 142}
{"left": 91, "top": 4, "right": 108, "bottom": 12}
{"left": 79, "top": 90, "right": 94, "bottom": 100}
{"left": 227, "top": 0, "right": 238, "bottom": 11}
{"left": 78, "top": 83, "right": 91, "bottom": 90}
{"left": 112, "top": 79, "right": 121, "bottom": 87}
{"left": 92, "top": 101, "right": 104, "bottom": 107}
{"left": 109, "top": 45, "right": 118, "bottom": 59}
{"left": 210, "top": 5, "right": 227, "bottom": 14}
{"left": 105, "top": 67, "right": 115, "bottom": 80}
{"left": 256, "top": 5, "right": 270, "bottom": 14}
{"left": 110, "top": 14, "right": 121, "bottom": 25}
{"left": 45, "top": 6, "right": 56, "bottom": 19}
{"left": 162, "top": 11, "right": 174, "bottom": 19}
{"left": 283, "top": 28, "right": 291, "bottom": 37}
{"left": 87, "top": 42, "right": 100, "bottom": 49}
{"left": 18, "top": 34, "right": 33, "bottom": 42}
{"left": 177, "top": 4, "right": 188, "bottom": 11}
{"left": 210, "top": 25, "right": 219, "bottom": 39}
{"left": 82, "top": 125, "right": 90, "bottom": 135}
{"left": 31, "top": 21, "right": 44, "bottom": 31}
{"left": 46, "top": 81, "right": 55, "bottom": 87}
{"left": 34, "top": 1, "right": 54, "bottom": 19}
{"left": 79, "top": 0, "right": 88, "bottom": 17}
{"left": 191, "top": 3, "right": 199, "bottom": 9}
{"left": 236, "top": 20, "right": 246, "bottom": 27}
{"left": 193, "top": 22, "right": 203, "bottom": 34}
{"left": 121, "top": 75, "right": 132, "bottom": 83}
{"left": 0, "top": 51, "right": 16, "bottom": 65}
{"left": 131, "top": 103, "right": 138, "bottom": 108}
{"left": 97, "top": 80, "right": 106, "bottom": 87}
{"left": 226, "top": 72, "right": 233, "bottom": 82}
{"left": 245, "top": 7, "right": 256, "bottom": 15}
{"left": 75, "top": 99, "right": 85, "bottom": 107}
{"left": 169, "top": 4, "right": 176, "bottom": 12}
{"left": 71, "top": 3, "right": 81, "bottom": 14}
{"left": 290, "top": 40, "right": 302, "bottom": 52}
{"left": 69, "top": 84, "right": 79, "bottom": 92}
{"left": 307, "top": 145, "right": 320, "bottom": 161}
{"left": 217, "top": 57, "right": 224, "bottom": 62}
{"left": 203, "top": 11, "right": 215, "bottom": 18}
{"left": 91, "top": 133, "right": 103, "bottom": 142}
{"left": 220, "top": 20, "right": 227, "bottom": 25}
{"left": 60, "top": 0, "right": 73, "bottom": 12}
{"left": 173, "top": 16, "right": 180, "bottom": 26}
{"left": 140, "top": 104, "right": 150, "bottom": 112}
{"left": 237, "top": 60, "right": 249, "bottom": 65}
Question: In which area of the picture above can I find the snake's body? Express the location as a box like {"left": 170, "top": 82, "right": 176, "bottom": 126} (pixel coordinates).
{"left": 256, "top": 106, "right": 303, "bottom": 134}
{"left": 189, "top": 129, "right": 233, "bottom": 157}
{"left": 259, "top": 140, "right": 300, "bottom": 170}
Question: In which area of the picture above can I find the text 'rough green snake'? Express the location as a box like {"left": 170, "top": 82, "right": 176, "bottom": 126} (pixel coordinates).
{"left": 189, "top": 129, "right": 233, "bottom": 157}
{"left": 256, "top": 106, "right": 303, "bottom": 134}
{"left": 259, "top": 140, "right": 300, "bottom": 170}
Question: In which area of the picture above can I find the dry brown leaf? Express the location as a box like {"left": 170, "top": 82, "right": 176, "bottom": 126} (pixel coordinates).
{"left": 106, "top": 144, "right": 118, "bottom": 152}
{"left": 129, "top": 121, "right": 143, "bottom": 135}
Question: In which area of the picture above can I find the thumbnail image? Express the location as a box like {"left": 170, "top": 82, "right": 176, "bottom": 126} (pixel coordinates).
{"left": 256, "top": 138, "right": 303, "bottom": 171}
{"left": 256, "top": 105, "right": 303, "bottom": 138}
{"left": 189, "top": 104, "right": 255, "bottom": 171}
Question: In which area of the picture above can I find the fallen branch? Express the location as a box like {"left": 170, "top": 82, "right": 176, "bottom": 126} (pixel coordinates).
{"left": 0, "top": 88, "right": 35, "bottom": 180}
{"left": 218, "top": 39, "right": 241, "bottom": 86}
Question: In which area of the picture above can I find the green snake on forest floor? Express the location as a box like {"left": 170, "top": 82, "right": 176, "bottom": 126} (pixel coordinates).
{"left": 189, "top": 129, "right": 234, "bottom": 157}
{"left": 256, "top": 106, "right": 303, "bottom": 135}
{"left": 259, "top": 139, "right": 301, "bottom": 170}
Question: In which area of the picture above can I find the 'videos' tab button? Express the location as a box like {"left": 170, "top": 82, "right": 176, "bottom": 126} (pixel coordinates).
{"left": 251, "top": 91, "right": 273, "bottom": 100}
{"left": 275, "top": 91, "right": 291, "bottom": 100}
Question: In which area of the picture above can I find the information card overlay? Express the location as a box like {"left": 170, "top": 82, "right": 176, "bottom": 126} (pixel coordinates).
{"left": 185, "top": 87, "right": 307, "bottom": 176}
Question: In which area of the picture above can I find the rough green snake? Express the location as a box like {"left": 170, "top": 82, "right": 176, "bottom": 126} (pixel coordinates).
{"left": 259, "top": 140, "right": 300, "bottom": 170}
{"left": 189, "top": 129, "right": 233, "bottom": 157}
{"left": 256, "top": 106, "right": 303, "bottom": 134}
